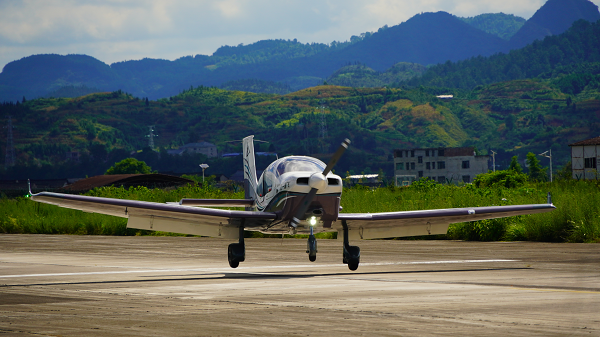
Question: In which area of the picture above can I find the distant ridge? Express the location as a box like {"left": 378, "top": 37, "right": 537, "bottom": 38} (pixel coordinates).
{"left": 510, "top": 0, "right": 600, "bottom": 49}
{"left": 332, "top": 11, "right": 508, "bottom": 70}
{"left": 1, "top": 0, "right": 599, "bottom": 102}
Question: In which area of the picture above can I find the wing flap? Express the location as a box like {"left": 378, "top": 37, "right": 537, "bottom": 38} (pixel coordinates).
{"left": 126, "top": 214, "right": 239, "bottom": 238}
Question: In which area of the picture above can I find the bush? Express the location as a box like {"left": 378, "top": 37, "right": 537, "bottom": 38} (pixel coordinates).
{"left": 105, "top": 158, "right": 153, "bottom": 175}
{"left": 473, "top": 170, "right": 528, "bottom": 188}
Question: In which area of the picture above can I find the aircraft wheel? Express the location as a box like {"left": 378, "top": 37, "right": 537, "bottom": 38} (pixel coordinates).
{"left": 348, "top": 259, "right": 359, "bottom": 271}
{"left": 343, "top": 245, "right": 360, "bottom": 270}
{"left": 228, "top": 243, "right": 245, "bottom": 268}
{"left": 307, "top": 235, "right": 317, "bottom": 262}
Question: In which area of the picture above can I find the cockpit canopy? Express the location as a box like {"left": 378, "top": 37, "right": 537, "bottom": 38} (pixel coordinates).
{"left": 275, "top": 157, "right": 326, "bottom": 176}
{"left": 256, "top": 156, "right": 327, "bottom": 197}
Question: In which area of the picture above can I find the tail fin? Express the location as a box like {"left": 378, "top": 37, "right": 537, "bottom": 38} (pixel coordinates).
{"left": 243, "top": 135, "right": 258, "bottom": 201}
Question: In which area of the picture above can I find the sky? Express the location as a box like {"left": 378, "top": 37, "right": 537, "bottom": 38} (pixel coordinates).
{"left": 1, "top": 0, "right": 600, "bottom": 70}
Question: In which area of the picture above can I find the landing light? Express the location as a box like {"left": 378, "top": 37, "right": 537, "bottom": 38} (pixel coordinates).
{"left": 309, "top": 216, "right": 317, "bottom": 226}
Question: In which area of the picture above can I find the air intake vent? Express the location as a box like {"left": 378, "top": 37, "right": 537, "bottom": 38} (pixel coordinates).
{"left": 296, "top": 177, "right": 309, "bottom": 185}
{"left": 327, "top": 178, "right": 340, "bottom": 185}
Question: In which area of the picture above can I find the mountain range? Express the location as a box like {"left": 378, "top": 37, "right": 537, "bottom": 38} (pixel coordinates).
{"left": 0, "top": 0, "right": 598, "bottom": 102}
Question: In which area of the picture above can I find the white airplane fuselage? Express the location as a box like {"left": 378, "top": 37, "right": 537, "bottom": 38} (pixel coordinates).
{"left": 251, "top": 156, "right": 343, "bottom": 233}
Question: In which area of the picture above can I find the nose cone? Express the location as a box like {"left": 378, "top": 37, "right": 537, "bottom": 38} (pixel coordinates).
{"left": 308, "top": 172, "right": 327, "bottom": 192}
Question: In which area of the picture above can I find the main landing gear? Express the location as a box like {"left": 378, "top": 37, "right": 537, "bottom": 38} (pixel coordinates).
{"left": 228, "top": 222, "right": 245, "bottom": 268}
{"left": 306, "top": 225, "right": 317, "bottom": 262}
{"left": 342, "top": 220, "right": 360, "bottom": 271}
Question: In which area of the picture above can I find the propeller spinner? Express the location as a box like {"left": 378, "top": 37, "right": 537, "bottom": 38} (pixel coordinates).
{"left": 289, "top": 138, "right": 350, "bottom": 228}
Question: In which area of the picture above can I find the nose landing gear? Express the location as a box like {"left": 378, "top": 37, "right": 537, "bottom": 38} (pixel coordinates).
{"left": 306, "top": 224, "right": 317, "bottom": 262}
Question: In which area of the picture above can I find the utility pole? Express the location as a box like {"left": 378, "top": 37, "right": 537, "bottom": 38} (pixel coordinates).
{"left": 146, "top": 125, "right": 156, "bottom": 149}
{"left": 4, "top": 116, "right": 15, "bottom": 169}
{"left": 490, "top": 150, "right": 496, "bottom": 172}
{"left": 539, "top": 149, "right": 552, "bottom": 182}
{"left": 318, "top": 100, "right": 328, "bottom": 153}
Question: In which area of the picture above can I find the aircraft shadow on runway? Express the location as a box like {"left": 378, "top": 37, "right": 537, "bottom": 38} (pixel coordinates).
{"left": 2, "top": 267, "right": 532, "bottom": 288}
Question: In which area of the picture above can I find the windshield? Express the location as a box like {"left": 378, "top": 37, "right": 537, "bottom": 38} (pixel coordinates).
{"left": 276, "top": 157, "right": 326, "bottom": 176}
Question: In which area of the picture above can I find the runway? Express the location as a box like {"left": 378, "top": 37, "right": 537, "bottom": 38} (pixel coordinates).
{"left": 1, "top": 235, "right": 599, "bottom": 336}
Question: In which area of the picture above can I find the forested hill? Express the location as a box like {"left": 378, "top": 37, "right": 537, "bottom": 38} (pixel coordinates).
{"left": 405, "top": 19, "right": 600, "bottom": 89}
{"left": 509, "top": 0, "right": 600, "bottom": 49}
{"left": 459, "top": 13, "right": 526, "bottom": 40}
{"left": 325, "top": 11, "right": 508, "bottom": 71}
{"left": 1, "top": 0, "right": 598, "bottom": 102}
{"left": 2, "top": 78, "right": 599, "bottom": 180}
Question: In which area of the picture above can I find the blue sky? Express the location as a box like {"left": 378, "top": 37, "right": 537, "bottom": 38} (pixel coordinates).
{"left": 1, "top": 0, "right": 599, "bottom": 70}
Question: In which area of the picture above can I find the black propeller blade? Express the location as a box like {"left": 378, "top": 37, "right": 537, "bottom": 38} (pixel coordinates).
{"left": 289, "top": 138, "right": 350, "bottom": 228}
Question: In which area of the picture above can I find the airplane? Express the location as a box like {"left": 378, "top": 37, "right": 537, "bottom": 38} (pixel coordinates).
{"left": 30, "top": 135, "right": 556, "bottom": 270}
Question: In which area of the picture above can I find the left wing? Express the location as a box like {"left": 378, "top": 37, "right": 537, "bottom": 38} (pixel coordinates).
{"left": 31, "top": 192, "right": 276, "bottom": 239}
{"left": 337, "top": 203, "right": 555, "bottom": 240}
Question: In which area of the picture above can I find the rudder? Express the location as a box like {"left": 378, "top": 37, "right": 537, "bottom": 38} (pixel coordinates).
{"left": 243, "top": 135, "right": 258, "bottom": 201}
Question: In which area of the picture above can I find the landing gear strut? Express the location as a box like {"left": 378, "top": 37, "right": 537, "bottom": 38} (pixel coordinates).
{"left": 306, "top": 225, "right": 317, "bottom": 262}
{"left": 228, "top": 221, "right": 245, "bottom": 268}
{"left": 342, "top": 220, "right": 360, "bottom": 271}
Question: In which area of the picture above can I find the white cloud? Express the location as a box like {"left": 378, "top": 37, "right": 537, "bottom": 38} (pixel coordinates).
{"left": 0, "top": 0, "right": 599, "bottom": 69}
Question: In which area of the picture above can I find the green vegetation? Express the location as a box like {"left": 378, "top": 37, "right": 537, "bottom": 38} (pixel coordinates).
{"left": 2, "top": 75, "right": 599, "bottom": 180}
{"left": 1, "top": 179, "right": 598, "bottom": 243}
{"left": 220, "top": 79, "right": 292, "bottom": 95}
{"left": 326, "top": 63, "right": 426, "bottom": 88}
{"left": 407, "top": 20, "right": 600, "bottom": 89}
{"left": 0, "top": 184, "right": 243, "bottom": 236}
{"left": 459, "top": 13, "right": 526, "bottom": 40}
{"left": 105, "top": 158, "right": 153, "bottom": 175}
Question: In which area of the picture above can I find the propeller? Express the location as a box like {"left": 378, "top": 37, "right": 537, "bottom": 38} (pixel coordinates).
{"left": 289, "top": 138, "right": 350, "bottom": 228}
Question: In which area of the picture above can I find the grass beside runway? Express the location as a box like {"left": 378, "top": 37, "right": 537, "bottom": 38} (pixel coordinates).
{"left": 1, "top": 179, "right": 599, "bottom": 242}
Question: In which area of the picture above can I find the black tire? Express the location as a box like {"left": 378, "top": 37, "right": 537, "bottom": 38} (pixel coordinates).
{"left": 228, "top": 243, "right": 245, "bottom": 268}
{"left": 309, "top": 254, "right": 317, "bottom": 262}
{"left": 343, "top": 245, "right": 360, "bottom": 270}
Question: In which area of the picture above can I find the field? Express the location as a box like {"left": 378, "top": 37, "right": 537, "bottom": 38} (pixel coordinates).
{"left": 1, "top": 179, "right": 598, "bottom": 243}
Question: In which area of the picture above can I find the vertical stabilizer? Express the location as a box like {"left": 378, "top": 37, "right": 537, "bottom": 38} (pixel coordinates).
{"left": 243, "top": 135, "right": 258, "bottom": 202}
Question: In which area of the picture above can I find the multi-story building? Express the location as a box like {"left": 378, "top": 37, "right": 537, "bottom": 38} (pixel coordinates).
{"left": 167, "top": 141, "right": 218, "bottom": 158}
{"left": 393, "top": 146, "right": 489, "bottom": 186}
{"left": 569, "top": 136, "right": 599, "bottom": 180}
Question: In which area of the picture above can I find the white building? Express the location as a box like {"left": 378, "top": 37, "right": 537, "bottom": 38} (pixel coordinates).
{"left": 393, "top": 147, "right": 488, "bottom": 186}
{"left": 168, "top": 141, "right": 218, "bottom": 158}
{"left": 569, "top": 136, "right": 600, "bottom": 180}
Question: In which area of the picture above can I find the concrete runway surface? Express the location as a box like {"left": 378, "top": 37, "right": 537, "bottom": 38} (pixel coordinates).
{"left": 0, "top": 235, "right": 599, "bottom": 336}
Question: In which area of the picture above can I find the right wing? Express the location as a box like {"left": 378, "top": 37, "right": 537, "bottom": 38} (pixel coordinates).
{"left": 31, "top": 192, "right": 275, "bottom": 239}
{"left": 337, "top": 203, "right": 555, "bottom": 240}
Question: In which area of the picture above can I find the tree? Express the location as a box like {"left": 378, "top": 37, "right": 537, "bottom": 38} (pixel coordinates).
{"left": 526, "top": 152, "right": 546, "bottom": 181}
{"left": 508, "top": 156, "right": 523, "bottom": 173}
{"left": 473, "top": 170, "right": 528, "bottom": 188}
{"left": 556, "top": 161, "right": 573, "bottom": 180}
{"left": 105, "top": 158, "right": 153, "bottom": 175}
